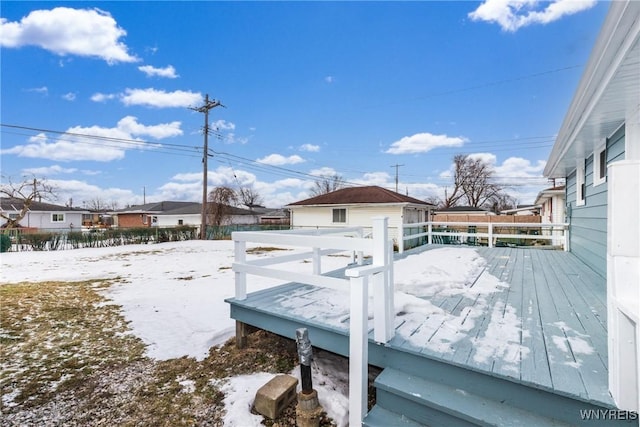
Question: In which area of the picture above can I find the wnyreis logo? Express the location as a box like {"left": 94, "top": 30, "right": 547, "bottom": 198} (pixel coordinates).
{"left": 580, "top": 409, "right": 639, "bottom": 422}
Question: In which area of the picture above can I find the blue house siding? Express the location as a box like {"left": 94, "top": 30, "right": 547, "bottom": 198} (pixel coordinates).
{"left": 566, "top": 125, "right": 625, "bottom": 279}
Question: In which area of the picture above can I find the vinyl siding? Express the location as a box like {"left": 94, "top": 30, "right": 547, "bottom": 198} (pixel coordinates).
{"left": 566, "top": 125, "right": 625, "bottom": 278}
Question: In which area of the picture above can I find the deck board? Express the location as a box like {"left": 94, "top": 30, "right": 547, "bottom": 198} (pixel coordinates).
{"left": 227, "top": 245, "right": 613, "bottom": 407}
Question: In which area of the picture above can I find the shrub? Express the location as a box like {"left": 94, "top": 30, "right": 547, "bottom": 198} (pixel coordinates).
{"left": 0, "top": 234, "right": 11, "bottom": 252}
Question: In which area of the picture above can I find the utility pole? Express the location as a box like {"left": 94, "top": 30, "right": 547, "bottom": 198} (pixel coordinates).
{"left": 190, "top": 94, "right": 225, "bottom": 240}
{"left": 390, "top": 163, "right": 404, "bottom": 193}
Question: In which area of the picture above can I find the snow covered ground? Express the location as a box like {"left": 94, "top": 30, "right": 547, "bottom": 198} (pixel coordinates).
{"left": 0, "top": 239, "right": 517, "bottom": 426}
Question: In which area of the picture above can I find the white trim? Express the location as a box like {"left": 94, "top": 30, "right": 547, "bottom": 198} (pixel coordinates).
{"left": 593, "top": 141, "right": 607, "bottom": 187}
{"left": 576, "top": 159, "right": 586, "bottom": 206}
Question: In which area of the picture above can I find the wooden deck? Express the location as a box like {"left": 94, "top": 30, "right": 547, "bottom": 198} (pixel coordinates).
{"left": 227, "top": 245, "right": 617, "bottom": 425}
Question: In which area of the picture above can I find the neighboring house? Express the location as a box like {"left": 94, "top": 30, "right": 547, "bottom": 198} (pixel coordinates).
{"left": 543, "top": 0, "right": 639, "bottom": 413}
{"left": 111, "top": 201, "right": 262, "bottom": 229}
{"left": 286, "top": 186, "right": 433, "bottom": 242}
{"left": 534, "top": 185, "right": 566, "bottom": 247}
{"left": 534, "top": 185, "right": 566, "bottom": 224}
{"left": 500, "top": 205, "right": 541, "bottom": 216}
{"left": 0, "top": 197, "right": 90, "bottom": 231}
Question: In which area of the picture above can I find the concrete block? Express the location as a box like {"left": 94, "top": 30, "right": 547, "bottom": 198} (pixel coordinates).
{"left": 254, "top": 374, "right": 298, "bottom": 419}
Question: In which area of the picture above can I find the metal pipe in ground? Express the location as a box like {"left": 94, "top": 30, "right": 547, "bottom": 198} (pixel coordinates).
{"left": 295, "top": 328, "right": 323, "bottom": 427}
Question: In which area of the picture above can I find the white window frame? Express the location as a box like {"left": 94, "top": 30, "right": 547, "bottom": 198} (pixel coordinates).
{"left": 51, "top": 213, "right": 65, "bottom": 223}
{"left": 332, "top": 208, "right": 347, "bottom": 224}
{"left": 576, "top": 159, "right": 586, "bottom": 206}
{"left": 593, "top": 141, "right": 607, "bottom": 186}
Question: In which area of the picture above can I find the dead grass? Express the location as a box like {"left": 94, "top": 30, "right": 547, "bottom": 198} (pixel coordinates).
{"left": 0, "top": 280, "right": 346, "bottom": 426}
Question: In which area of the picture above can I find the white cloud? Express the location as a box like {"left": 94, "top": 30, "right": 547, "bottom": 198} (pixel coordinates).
{"left": 0, "top": 7, "right": 138, "bottom": 63}
{"left": 468, "top": 0, "right": 597, "bottom": 32}
{"left": 22, "top": 165, "right": 78, "bottom": 176}
{"left": 138, "top": 64, "right": 178, "bottom": 78}
{"left": 310, "top": 167, "right": 338, "bottom": 177}
{"left": 257, "top": 154, "right": 305, "bottom": 166}
{"left": 121, "top": 88, "right": 203, "bottom": 108}
{"left": 62, "top": 92, "right": 76, "bottom": 101}
{"left": 212, "top": 120, "right": 235, "bottom": 131}
{"left": 325, "top": 76, "right": 334, "bottom": 84}
{"left": 1, "top": 116, "right": 182, "bottom": 162}
{"left": 300, "top": 144, "right": 320, "bottom": 152}
{"left": 26, "top": 86, "right": 48, "bottom": 95}
{"left": 91, "top": 92, "right": 116, "bottom": 102}
{"left": 386, "top": 132, "right": 468, "bottom": 154}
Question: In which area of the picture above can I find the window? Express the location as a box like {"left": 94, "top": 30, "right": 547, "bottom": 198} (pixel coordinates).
{"left": 576, "top": 159, "right": 586, "bottom": 206}
{"left": 593, "top": 142, "right": 607, "bottom": 186}
{"left": 152, "top": 216, "right": 158, "bottom": 224}
{"left": 52, "top": 213, "right": 65, "bottom": 222}
{"left": 332, "top": 208, "right": 346, "bottom": 223}
{"left": 142, "top": 214, "right": 148, "bottom": 225}
{"left": 178, "top": 219, "right": 184, "bottom": 225}
{"left": 8, "top": 213, "right": 19, "bottom": 220}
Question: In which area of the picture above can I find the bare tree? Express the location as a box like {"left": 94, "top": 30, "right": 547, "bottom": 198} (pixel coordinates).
{"left": 85, "top": 198, "right": 119, "bottom": 211}
{"left": 0, "top": 176, "right": 56, "bottom": 229}
{"left": 310, "top": 174, "right": 345, "bottom": 196}
{"left": 443, "top": 154, "right": 503, "bottom": 208}
{"left": 207, "top": 186, "right": 238, "bottom": 227}
{"left": 238, "top": 186, "right": 264, "bottom": 209}
{"left": 488, "top": 192, "right": 518, "bottom": 213}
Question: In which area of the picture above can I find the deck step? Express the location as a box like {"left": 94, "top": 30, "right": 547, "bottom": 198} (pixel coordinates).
{"left": 362, "top": 406, "right": 425, "bottom": 427}
{"left": 374, "top": 368, "right": 573, "bottom": 427}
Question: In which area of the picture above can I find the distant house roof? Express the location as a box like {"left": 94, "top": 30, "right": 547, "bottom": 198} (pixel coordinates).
{"left": 1, "top": 197, "right": 88, "bottom": 213}
{"left": 500, "top": 205, "right": 541, "bottom": 215}
{"left": 286, "top": 186, "right": 433, "bottom": 207}
{"left": 112, "top": 201, "right": 198, "bottom": 214}
{"left": 112, "top": 201, "right": 258, "bottom": 216}
{"left": 534, "top": 185, "right": 566, "bottom": 205}
{"left": 435, "top": 206, "right": 491, "bottom": 213}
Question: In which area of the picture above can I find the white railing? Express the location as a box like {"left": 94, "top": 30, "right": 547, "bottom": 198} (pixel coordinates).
{"left": 398, "top": 221, "right": 570, "bottom": 253}
{"left": 232, "top": 217, "right": 394, "bottom": 426}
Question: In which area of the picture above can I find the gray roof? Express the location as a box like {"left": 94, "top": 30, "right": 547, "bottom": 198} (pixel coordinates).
{"left": 113, "top": 201, "right": 258, "bottom": 216}
{"left": 1, "top": 197, "right": 89, "bottom": 213}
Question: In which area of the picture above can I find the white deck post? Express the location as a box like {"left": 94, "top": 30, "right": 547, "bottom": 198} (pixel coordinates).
{"left": 398, "top": 224, "right": 404, "bottom": 254}
{"left": 607, "top": 159, "right": 640, "bottom": 413}
{"left": 427, "top": 222, "right": 433, "bottom": 245}
{"left": 385, "top": 239, "right": 395, "bottom": 340}
{"left": 563, "top": 224, "right": 570, "bottom": 252}
{"left": 348, "top": 274, "right": 368, "bottom": 426}
{"left": 234, "top": 238, "right": 247, "bottom": 300}
{"left": 312, "top": 247, "right": 321, "bottom": 275}
{"left": 372, "top": 217, "right": 392, "bottom": 343}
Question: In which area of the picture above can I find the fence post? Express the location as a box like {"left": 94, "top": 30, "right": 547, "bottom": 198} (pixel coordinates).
{"left": 428, "top": 222, "right": 433, "bottom": 245}
{"left": 234, "top": 238, "right": 247, "bottom": 300}
{"left": 398, "top": 224, "right": 404, "bottom": 254}
{"left": 564, "top": 224, "right": 570, "bottom": 252}
{"left": 348, "top": 274, "right": 368, "bottom": 427}
{"left": 488, "top": 223, "right": 494, "bottom": 248}
{"left": 385, "top": 239, "right": 395, "bottom": 340}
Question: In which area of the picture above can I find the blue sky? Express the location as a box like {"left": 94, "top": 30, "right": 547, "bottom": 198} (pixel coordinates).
{"left": 1, "top": 1, "right": 608, "bottom": 208}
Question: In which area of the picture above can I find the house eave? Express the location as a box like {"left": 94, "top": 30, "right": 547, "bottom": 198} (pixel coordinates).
{"left": 544, "top": 0, "right": 640, "bottom": 178}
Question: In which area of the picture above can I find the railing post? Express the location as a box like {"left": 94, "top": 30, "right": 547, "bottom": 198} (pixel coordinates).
{"left": 312, "top": 247, "right": 321, "bottom": 275}
{"left": 398, "top": 224, "right": 404, "bottom": 254}
{"left": 372, "top": 217, "right": 392, "bottom": 343}
{"left": 385, "top": 239, "right": 395, "bottom": 340}
{"left": 488, "top": 223, "right": 494, "bottom": 248}
{"left": 564, "top": 224, "right": 570, "bottom": 252}
{"left": 348, "top": 274, "right": 368, "bottom": 427}
{"left": 427, "top": 222, "right": 433, "bottom": 245}
{"left": 234, "top": 238, "right": 247, "bottom": 300}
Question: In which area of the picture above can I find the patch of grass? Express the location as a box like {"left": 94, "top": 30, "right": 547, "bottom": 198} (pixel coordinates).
{"left": 246, "top": 246, "right": 290, "bottom": 254}
{"left": 0, "top": 279, "right": 338, "bottom": 426}
{"left": 0, "top": 280, "right": 146, "bottom": 407}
